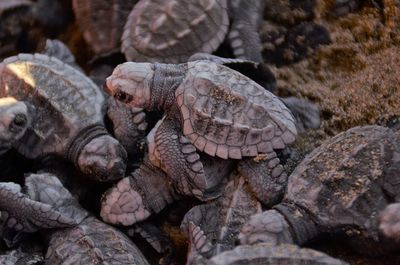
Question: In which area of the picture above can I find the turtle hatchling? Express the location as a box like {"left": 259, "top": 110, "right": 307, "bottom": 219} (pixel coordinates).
{"left": 1, "top": 172, "right": 150, "bottom": 264}
{"left": 122, "top": 0, "right": 265, "bottom": 63}
{"left": 72, "top": 0, "right": 138, "bottom": 56}
{"left": 239, "top": 125, "right": 400, "bottom": 255}
{"left": 105, "top": 56, "right": 297, "bottom": 197}
{"left": 0, "top": 97, "right": 31, "bottom": 155}
{"left": 0, "top": 53, "right": 127, "bottom": 182}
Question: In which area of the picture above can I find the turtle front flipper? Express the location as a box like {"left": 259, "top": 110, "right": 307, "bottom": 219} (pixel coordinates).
{"left": 101, "top": 159, "right": 179, "bottom": 226}
{"left": 153, "top": 116, "right": 217, "bottom": 200}
{"left": 106, "top": 97, "right": 147, "bottom": 156}
{"left": 239, "top": 203, "right": 319, "bottom": 246}
{"left": 237, "top": 153, "right": 287, "bottom": 207}
{"left": 280, "top": 97, "right": 321, "bottom": 133}
{"left": 228, "top": 0, "right": 265, "bottom": 62}
{"left": 0, "top": 182, "right": 77, "bottom": 235}
{"left": 378, "top": 203, "right": 400, "bottom": 242}
{"left": 185, "top": 222, "right": 214, "bottom": 265}
{"left": 329, "top": 0, "right": 364, "bottom": 17}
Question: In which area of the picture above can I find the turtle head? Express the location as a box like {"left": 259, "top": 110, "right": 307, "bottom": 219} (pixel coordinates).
{"left": 105, "top": 62, "right": 153, "bottom": 110}
{"left": 0, "top": 97, "right": 31, "bottom": 155}
{"left": 78, "top": 135, "right": 127, "bottom": 182}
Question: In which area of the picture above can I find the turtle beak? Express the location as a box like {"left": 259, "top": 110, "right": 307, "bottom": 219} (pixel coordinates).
{"left": 103, "top": 81, "right": 113, "bottom": 96}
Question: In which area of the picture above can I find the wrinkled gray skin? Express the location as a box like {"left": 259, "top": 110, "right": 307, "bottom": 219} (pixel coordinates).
{"left": 1, "top": 173, "right": 150, "bottom": 265}
{"left": 239, "top": 125, "right": 400, "bottom": 255}
{"left": 0, "top": 98, "right": 31, "bottom": 155}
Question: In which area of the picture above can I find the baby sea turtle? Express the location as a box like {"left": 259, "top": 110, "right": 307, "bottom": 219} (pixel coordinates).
{"left": 195, "top": 243, "right": 347, "bottom": 265}
{"left": 2, "top": 172, "right": 151, "bottom": 264}
{"left": 181, "top": 173, "right": 261, "bottom": 263}
{"left": 72, "top": 0, "right": 138, "bottom": 56}
{"left": 122, "top": 0, "right": 265, "bottom": 63}
{"left": 0, "top": 97, "right": 30, "bottom": 155}
{"left": 105, "top": 56, "right": 297, "bottom": 196}
{"left": 40, "top": 39, "right": 148, "bottom": 157}
{"left": 239, "top": 125, "right": 400, "bottom": 255}
{"left": 0, "top": 53, "right": 127, "bottom": 182}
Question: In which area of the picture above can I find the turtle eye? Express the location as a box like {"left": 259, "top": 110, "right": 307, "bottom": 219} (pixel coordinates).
{"left": 114, "top": 90, "right": 133, "bottom": 104}
{"left": 9, "top": 113, "right": 27, "bottom": 133}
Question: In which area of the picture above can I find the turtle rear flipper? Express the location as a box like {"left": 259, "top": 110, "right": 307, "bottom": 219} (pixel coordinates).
{"left": 237, "top": 153, "right": 287, "bottom": 207}
{"left": 24, "top": 173, "right": 88, "bottom": 223}
{"left": 280, "top": 97, "right": 321, "bottom": 133}
{"left": 228, "top": 0, "right": 265, "bottom": 62}
{"left": 185, "top": 222, "right": 214, "bottom": 265}
{"left": 153, "top": 116, "right": 216, "bottom": 200}
{"left": 0, "top": 182, "right": 77, "bottom": 235}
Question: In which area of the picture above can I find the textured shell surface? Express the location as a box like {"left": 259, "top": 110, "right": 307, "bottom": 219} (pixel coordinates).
{"left": 285, "top": 125, "right": 400, "bottom": 228}
{"left": 0, "top": 0, "right": 31, "bottom": 15}
{"left": 122, "top": 0, "right": 229, "bottom": 63}
{"left": 72, "top": 0, "right": 138, "bottom": 55}
{"left": 0, "top": 53, "right": 105, "bottom": 158}
{"left": 209, "top": 243, "right": 347, "bottom": 265}
{"left": 176, "top": 61, "right": 297, "bottom": 159}
{"left": 46, "top": 216, "right": 150, "bottom": 265}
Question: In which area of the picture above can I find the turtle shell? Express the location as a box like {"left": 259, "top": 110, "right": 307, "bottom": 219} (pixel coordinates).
{"left": 285, "top": 125, "right": 400, "bottom": 231}
{"left": 0, "top": 0, "right": 31, "bottom": 13}
{"left": 175, "top": 61, "right": 297, "bottom": 160}
{"left": 0, "top": 53, "right": 105, "bottom": 159}
{"left": 72, "top": 0, "right": 138, "bottom": 55}
{"left": 122, "top": 0, "right": 229, "bottom": 63}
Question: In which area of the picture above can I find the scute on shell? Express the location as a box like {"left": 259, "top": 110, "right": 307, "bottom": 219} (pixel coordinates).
{"left": 177, "top": 61, "right": 297, "bottom": 159}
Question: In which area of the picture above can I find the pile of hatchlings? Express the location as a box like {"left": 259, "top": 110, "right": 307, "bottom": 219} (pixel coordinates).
{"left": 0, "top": 0, "right": 399, "bottom": 264}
